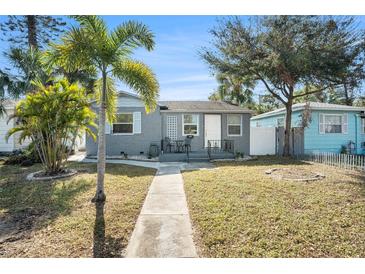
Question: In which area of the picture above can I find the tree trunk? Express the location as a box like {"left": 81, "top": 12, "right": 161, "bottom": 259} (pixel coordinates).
{"left": 283, "top": 99, "right": 293, "bottom": 157}
{"left": 92, "top": 70, "right": 107, "bottom": 203}
{"left": 26, "top": 15, "right": 38, "bottom": 49}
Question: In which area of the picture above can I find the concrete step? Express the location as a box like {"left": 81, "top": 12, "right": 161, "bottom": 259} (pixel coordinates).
{"left": 188, "top": 157, "right": 210, "bottom": 162}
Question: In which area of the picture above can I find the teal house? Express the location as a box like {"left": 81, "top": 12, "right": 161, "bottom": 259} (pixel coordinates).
{"left": 251, "top": 102, "right": 365, "bottom": 155}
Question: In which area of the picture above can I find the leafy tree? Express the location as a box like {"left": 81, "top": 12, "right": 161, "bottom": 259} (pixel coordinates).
{"left": 0, "top": 15, "right": 66, "bottom": 49}
{"left": 7, "top": 79, "right": 97, "bottom": 175}
{"left": 46, "top": 16, "right": 159, "bottom": 202}
{"left": 202, "top": 16, "right": 365, "bottom": 156}
{"left": 209, "top": 72, "right": 255, "bottom": 107}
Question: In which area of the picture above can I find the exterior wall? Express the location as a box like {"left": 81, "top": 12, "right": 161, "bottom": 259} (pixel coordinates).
{"left": 222, "top": 113, "right": 250, "bottom": 155}
{"left": 161, "top": 112, "right": 204, "bottom": 151}
{"left": 251, "top": 111, "right": 303, "bottom": 128}
{"left": 0, "top": 109, "right": 15, "bottom": 152}
{"left": 86, "top": 106, "right": 162, "bottom": 156}
{"left": 161, "top": 112, "right": 251, "bottom": 154}
{"left": 250, "top": 108, "right": 365, "bottom": 155}
{"left": 304, "top": 110, "right": 364, "bottom": 155}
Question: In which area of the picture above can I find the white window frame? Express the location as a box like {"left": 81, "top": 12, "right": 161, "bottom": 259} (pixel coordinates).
{"left": 322, "top": 113, "right": 345, "bottom": 134}
{"left": 227, "top": 114, "right": 242, "bottom": 136}
{"left": 182, "top": 114, "right": 199, "bottom": 136}
{"left": 112, "top": 112, "right": 134, "bottom": 135}
{"left": 362, "top": 118, "right": 365, "bottom": 134}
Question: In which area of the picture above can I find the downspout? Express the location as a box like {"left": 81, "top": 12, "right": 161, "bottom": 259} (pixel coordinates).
{"left": 355, "top": 114, "right": 359, "bottom": 154}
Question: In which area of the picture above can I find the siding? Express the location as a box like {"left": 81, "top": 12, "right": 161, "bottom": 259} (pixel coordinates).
{"left": 251, "top": 111, "right": 303, "bottom": 128}
{"left": 304, "top": 110, "right": 363, "bottom": 154}
{"left": 161, "top": 112, "right": 204, "bottom": 151}
{"left": 222, "top": 113, "right": 250, "bottom": 155}
{"left": 0, "top": 109, "right": 15, "bottom": 152}
{"left": 86, "top": 106, "right": 161, "bottom": 156}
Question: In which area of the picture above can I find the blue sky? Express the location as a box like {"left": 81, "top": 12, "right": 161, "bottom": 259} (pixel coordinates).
{"left": 1, "top": 16, "right": 365, "bottom": 101}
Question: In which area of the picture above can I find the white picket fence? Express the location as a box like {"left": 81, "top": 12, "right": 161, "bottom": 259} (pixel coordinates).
{"left": 301, "top": 152, "right": 365, "bottom": 172}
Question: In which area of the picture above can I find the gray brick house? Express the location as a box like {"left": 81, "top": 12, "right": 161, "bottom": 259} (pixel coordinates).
{"left": 86, "top": 91, "right": 252, "bottom": 161}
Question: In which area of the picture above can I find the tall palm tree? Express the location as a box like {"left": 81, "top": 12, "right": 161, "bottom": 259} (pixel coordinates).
{"left": 46, "top": 16, "right": 159, "bottom": 203}
{"left": 209, "top": 72, "right": 255, "bottom": 107}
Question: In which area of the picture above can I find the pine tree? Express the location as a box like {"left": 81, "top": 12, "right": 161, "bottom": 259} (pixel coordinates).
{"left": 0, "top": 15, "right": 66, "bottom": 49}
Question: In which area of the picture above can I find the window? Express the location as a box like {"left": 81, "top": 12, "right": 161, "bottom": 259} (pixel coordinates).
{"left": 113, "top": 113, "right": 133, "bottom": 134}
{"left": 324, "top": 114, "right": 342, "bottom": 133}
{"left": 277, "top": 117, "right": 284, "bottom": 127}
{"left": 362, "top": 118, "right": 365, "bottom": 134}
{"left": 227, "top": 114, "right": 242, "bottom": 136}
{"left": 183, "top": 114, "right": 199, "bottom": 135}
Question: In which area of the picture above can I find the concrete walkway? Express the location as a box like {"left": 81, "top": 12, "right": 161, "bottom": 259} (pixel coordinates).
{"left": 125, "top": 165, "right": 198, "bottom": 257}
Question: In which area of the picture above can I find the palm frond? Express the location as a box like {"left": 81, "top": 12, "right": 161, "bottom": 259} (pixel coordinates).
{"left": 111, "top": 21, "right": 155, "bottom": 52}
{"left": 113, "top": 59, "right": 159, "bottom": 113}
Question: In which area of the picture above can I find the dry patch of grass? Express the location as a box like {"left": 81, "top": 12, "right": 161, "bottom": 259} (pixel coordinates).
{"left": 183, "top": 157, "right": 365, "bottom": 257}
{"left": 0, "top": 161, "right": 155, "bottom": 257}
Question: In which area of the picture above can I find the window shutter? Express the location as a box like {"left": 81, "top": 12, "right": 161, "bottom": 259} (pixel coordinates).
{"left": 319, "top": 113, "right": 325, "bottom": 134}
{"left": 105, "top": 121, "right": 111, "bottom": 134}
{"left": 133, "top": 112, "right": 142, "bottom": 134}
{"left": 342, "top": 113, "right": 348, "bottom": 134}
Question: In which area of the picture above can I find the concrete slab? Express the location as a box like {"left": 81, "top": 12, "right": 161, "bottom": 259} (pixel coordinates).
{"left": 125, "top": 214, "right": 196, "bottom": 258}
{"left": 125, "top": 165, "right": 197, "bottom": 258}
{"left": 141, "top": 194, "right": 188, "bottom": 215}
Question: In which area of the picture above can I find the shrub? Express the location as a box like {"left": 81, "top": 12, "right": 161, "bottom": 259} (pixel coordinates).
{"left": 7, "top": 79, "right": 97, "bottom": 175}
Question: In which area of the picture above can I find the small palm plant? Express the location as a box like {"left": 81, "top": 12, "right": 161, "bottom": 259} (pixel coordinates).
{"left": 7, "top": 79, "right": 97, "bottom": 175}
{"left": 46, "top": 16, "right": 159, "bottom": 202}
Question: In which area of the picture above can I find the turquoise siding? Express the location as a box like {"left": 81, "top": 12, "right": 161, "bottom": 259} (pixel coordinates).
{"left": 251, "top": 109, "right": 365, "bottom": 155}
{"left": 250, "top": 111, "right": 302, "bottom": 128}
{"left": 305, "top": 110, "right": 364, "bottom": 154}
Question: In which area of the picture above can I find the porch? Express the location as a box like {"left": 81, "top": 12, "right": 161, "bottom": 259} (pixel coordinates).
{"left": 159, "top": 139, "right": 235, "bottom": 162}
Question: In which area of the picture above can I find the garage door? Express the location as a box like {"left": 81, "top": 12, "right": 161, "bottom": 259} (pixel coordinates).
{"left": 0, "top": 110, "right": 14, "bottom": 152}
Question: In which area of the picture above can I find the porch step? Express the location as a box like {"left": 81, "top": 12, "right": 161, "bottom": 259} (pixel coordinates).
{"left": 188, "top": 157, "right": 210, "bottom": 162}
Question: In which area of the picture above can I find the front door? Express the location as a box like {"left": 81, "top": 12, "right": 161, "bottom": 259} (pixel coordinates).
{"left": 204, "top": 114, "right": 221, "bottom": 147}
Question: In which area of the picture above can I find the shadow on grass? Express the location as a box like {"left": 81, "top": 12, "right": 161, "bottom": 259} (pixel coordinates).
{"left": 0, "top": 163, "right": 93, "bottom": 243}
{"left": 93, "top": 201, "right": 125, "bottom": 258}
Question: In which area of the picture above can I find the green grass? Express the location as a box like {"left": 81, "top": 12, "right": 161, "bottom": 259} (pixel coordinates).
{"left": 0, "top": 161, "right": 155, "bottom": 257}
{"left": 183, "top": 157, "right": 365, "bottom": 258}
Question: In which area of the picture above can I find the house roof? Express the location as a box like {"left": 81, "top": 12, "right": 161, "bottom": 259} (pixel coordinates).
{"left": 251, "top": 102, "right": 365, "bottom": 120}
{"left": 159, "top": 100, "right": 252, "bottom": 113}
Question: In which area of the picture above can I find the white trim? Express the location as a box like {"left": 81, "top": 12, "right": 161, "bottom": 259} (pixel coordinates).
{"left": 227, "top": 114, "right": 242, "bottom": 136}
{"left": 182, "top": 114, "right": 199, "bottom": 136}
{"left": 166, "top": 116, "right": 178, "bottom": 140}
{"left": 361, "top": 118, "right": 365, "bottom": 134}
{"left": 321, "top": 113, "right": 346, "bottom": 134}
{"left": 112, "top": 112, "right": 134, "bottom": 135}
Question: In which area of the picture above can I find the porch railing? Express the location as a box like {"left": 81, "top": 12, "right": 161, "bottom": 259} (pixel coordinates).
{"left": 207, "top": 139, "right": 234, "bottom": 160}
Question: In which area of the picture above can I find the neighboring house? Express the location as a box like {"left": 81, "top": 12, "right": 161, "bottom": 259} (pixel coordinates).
{"left": 0, "top": 100, "right": 30, "bottom": 153}
{"left": 86, "top": 91, "right": 252, "bottom": 160}
{"left": 251, "top": 102, "right": 365, "bottom": 155}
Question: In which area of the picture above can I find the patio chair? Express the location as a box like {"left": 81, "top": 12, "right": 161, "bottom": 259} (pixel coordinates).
{"left": 164, "top": 137, "right": 174, "bottom": 153}
{"left": 184, "top": 137, "right": 192, "bottom": 153}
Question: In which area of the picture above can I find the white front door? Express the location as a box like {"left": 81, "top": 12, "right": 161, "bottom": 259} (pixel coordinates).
{"left": 204, "top": 114, "right": 221, "bottom": 147}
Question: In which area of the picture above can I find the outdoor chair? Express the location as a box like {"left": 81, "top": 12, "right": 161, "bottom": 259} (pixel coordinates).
{"left": 164, "top": 137, "right": 175, "bottom": 153}
{"left": 184, "top": 137, "right": 192, "bottom": 153}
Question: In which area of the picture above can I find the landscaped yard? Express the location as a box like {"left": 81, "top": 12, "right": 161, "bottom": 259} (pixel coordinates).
{"left": 0, "top": 161, "right": 155, "bottom": 257}
{"left": 183, "top": 157, "right": 365, "bottom": 258}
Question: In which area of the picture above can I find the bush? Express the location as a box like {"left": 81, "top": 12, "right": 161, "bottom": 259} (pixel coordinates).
{"left": 6, "top": 79, "right": 96, "bottom": 174}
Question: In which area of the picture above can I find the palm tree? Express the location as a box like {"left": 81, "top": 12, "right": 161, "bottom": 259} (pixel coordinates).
{"left": 46, "top": 16, "right": 159, "bottom": 203}
{"left": 209, "top": 72, "right": 255, "bottom": 107}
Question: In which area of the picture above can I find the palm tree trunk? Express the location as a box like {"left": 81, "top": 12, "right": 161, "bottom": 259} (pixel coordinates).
{"left": 92, "top": 70, "right": 107, "bottom": 203}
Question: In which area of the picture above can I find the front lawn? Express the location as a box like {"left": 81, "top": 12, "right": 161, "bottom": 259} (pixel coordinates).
{"left": 183, "top": 157, "right": 365, "bottom": 257}
{"left": 0, "top": 161, "right": 155, "bottom": 257}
